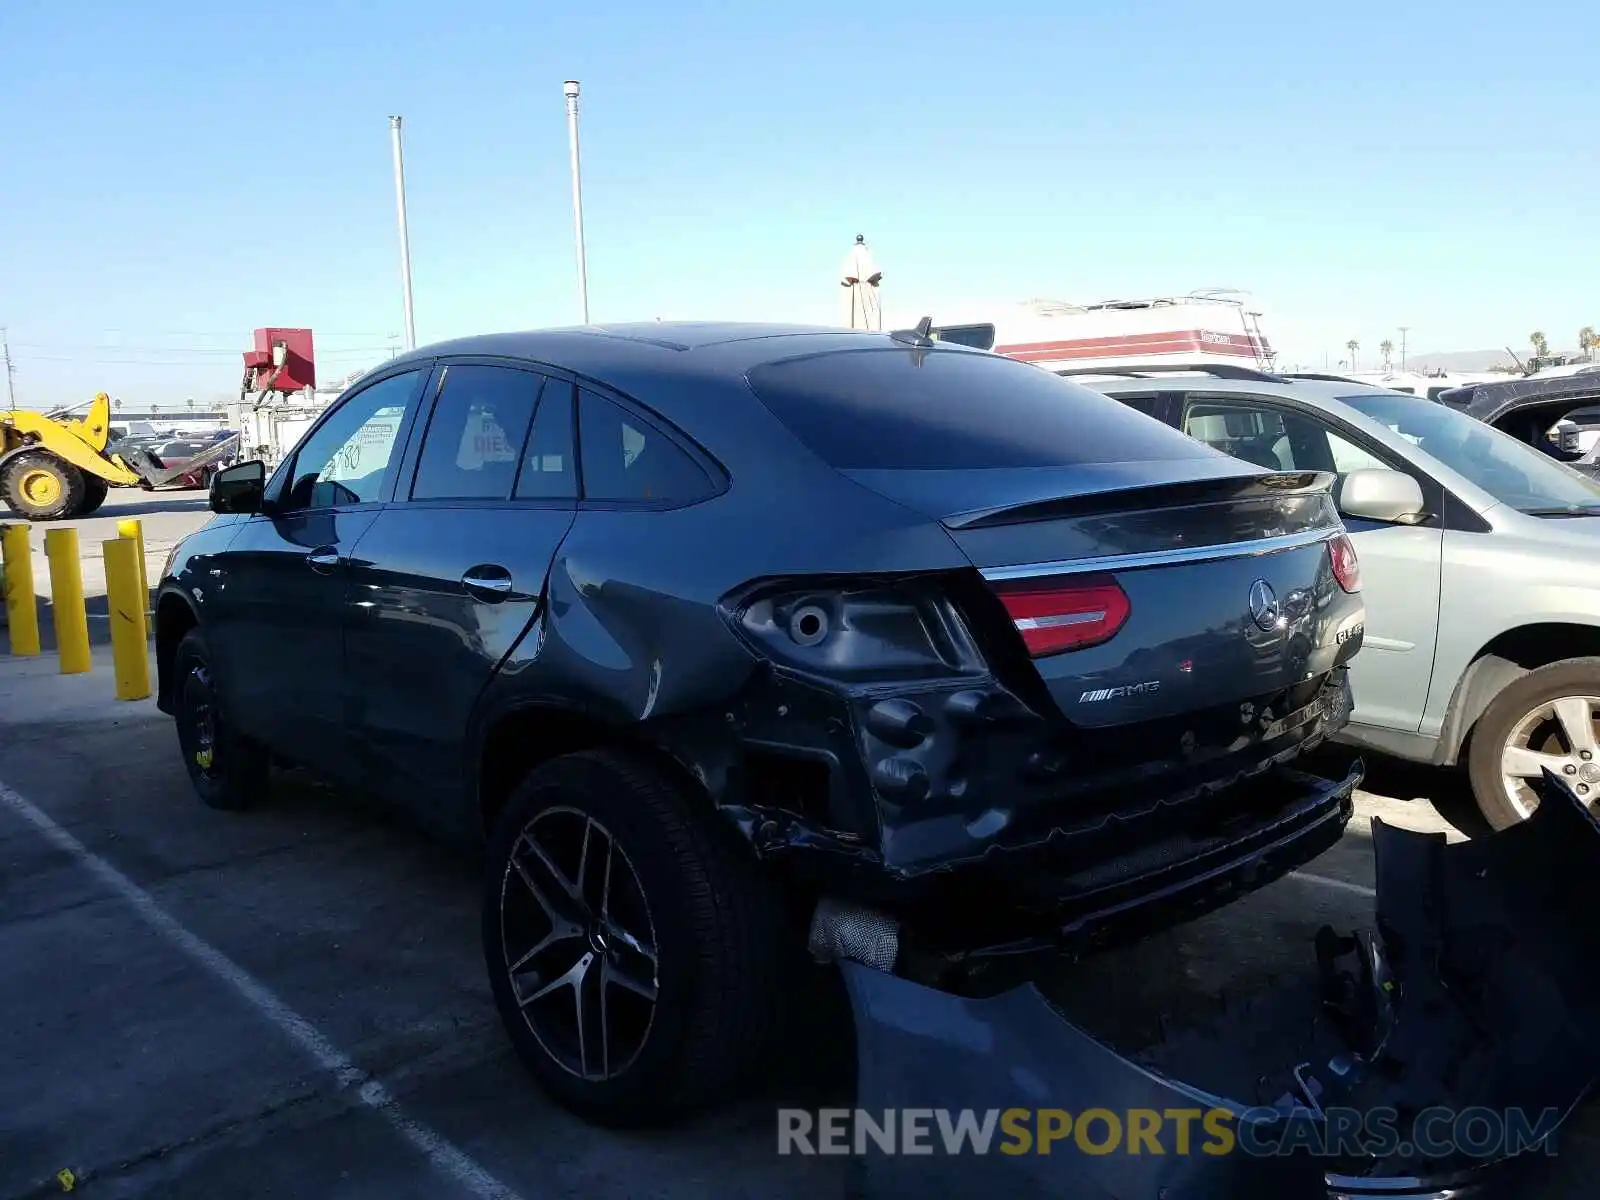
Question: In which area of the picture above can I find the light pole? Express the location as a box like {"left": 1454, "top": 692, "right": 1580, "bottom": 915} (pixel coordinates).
{"left": 389, "top": 116, "right": 417, "bottom": 351}
{"left": 563, "top": 80, "right": 590, "bottom": 324}
{"left": 1398, "top": 326, "right": 1409, "bottom": 372}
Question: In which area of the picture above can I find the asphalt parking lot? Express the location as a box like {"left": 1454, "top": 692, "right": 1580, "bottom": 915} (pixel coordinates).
{"left": 0, "top": 491, "right": 1592, "bottom": 1198}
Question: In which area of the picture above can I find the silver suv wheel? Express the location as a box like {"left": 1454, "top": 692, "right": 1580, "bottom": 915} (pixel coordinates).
{"left": 1499, "top": 695, "right": 1600, "bottom": 819}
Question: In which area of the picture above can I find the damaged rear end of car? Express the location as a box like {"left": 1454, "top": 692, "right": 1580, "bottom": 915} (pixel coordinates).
{"left": 713, "top": 345, "right": 1366, "bottom": 992}
{"left": 702, "top": 344, "right": 1600, "bottom": 1196}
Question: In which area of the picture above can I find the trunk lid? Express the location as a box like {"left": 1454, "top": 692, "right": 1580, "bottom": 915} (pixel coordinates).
{"left": 848, "top": 466, "right": 1362, "bottom": 727}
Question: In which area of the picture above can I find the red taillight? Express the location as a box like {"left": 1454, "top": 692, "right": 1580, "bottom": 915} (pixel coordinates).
{"left": 992, "top": 575, "right": 1131, "bottom": 656}
{"left": 1329, "top": 534, "right": 1361, "bottom": 592}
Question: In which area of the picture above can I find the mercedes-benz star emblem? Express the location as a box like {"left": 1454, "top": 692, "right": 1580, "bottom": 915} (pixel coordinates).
{"left": 1248, "top": 578, "right": 1281, "bottom": 631}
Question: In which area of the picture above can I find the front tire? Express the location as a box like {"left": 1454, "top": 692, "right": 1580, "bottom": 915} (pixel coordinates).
{"left": 482, "top": 749, "right": 796, "bottom": 1127}
{"left": 1467, "top": 657, "right": 1600, "bottom": 829}
{"left": 76, "top": 474, "right": 110, "bottom": 516}
{"left": 173, "top": 627, "right": 270, "bottom": 811}
{"left": 0, "top": 450, "right": 85, "bottom": 520}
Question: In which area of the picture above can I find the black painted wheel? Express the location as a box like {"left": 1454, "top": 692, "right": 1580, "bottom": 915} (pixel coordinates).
{"left": 483, "top": 749, "right": 798, "bottom": 1127}
{"left": 173, "top": 628, "right": 269, "bottom": 811}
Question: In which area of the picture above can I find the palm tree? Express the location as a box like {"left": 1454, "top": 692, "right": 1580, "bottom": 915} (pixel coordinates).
{"left": 1379, "top": 339, "right": 1394, "bottom": 370}
{"left": 1530, "top": 330, "right": 1549, "bottom": 360}
{"left": 1580, "top": 326, "right": 1597, "bottom": 362}
{"left": 1346, "top": 339, "right": 1360, "bottom": 370}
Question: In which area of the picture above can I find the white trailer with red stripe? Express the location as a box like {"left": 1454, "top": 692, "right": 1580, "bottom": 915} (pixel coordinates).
{"left": 928, "top": 290, "right": 1275, "bottom": 372}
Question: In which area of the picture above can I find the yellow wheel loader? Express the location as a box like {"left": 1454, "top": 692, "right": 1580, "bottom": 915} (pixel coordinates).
{"left": 1, "top": 392, "right": 241, "bottom": 520}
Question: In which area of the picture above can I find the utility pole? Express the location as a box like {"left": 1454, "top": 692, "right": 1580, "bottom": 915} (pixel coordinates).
{"left": 563, "top": 80, "right": 591, "bottom": 323}
{"left": 389, "top": 116, "right": 417, "bottom": 351}
{"left": 1, "top": 327, "right": 15, "bottom": 408}
{"left": 1398, "top": 326, "right": 1409, "bottom": 371}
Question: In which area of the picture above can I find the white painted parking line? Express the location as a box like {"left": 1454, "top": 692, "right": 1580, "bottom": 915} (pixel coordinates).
{"left": 0, "top": 778, "right": 529, "bottom": 1200}
{"left": 1290, "top": 870, "right": 1377, "bottom": 898}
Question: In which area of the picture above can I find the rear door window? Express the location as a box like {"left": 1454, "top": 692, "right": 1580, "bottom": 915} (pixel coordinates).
{"left": 1181, "top": 398, "right": 1391, "bottom": 475}
{"left": 514, "top": 381, "right": 578, "bottom": 500}
{"left": 745, "top": 347, "right": 1210, "bottom": 470}
{"left": 410, "top": 364, "right": 542, "bottom": 501}
{"left": 1099, "top": 390, "right": 1177, "bottom": 425}
{"left": 576, "top": 388, "right": 716, "bottom": 504}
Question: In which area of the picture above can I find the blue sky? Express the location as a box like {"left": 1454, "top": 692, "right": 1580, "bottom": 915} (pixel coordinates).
{"left": 1, "top": 0, "right": 1595, "bottom": 405}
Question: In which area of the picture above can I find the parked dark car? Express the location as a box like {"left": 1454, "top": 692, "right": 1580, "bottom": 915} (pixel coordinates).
{"left": 1437, "top": 375, "right": 1600, "bottom": 472}
{"left": 153, "top": 322, "right": 1365, "bottom": 1127}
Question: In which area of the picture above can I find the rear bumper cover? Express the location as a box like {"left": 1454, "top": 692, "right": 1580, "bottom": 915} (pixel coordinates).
{"left": 728, "top": 668, "right": 1358, "bottom": 975}
{"left": 837, "top": 771, "right": 1600, "bottom": 1198}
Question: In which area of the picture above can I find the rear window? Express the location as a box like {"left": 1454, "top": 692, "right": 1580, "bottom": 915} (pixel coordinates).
{"left": 745, "top": 348, "right": 1210, "bottom": 470}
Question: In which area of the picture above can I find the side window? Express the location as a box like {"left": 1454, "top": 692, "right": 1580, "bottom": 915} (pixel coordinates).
{"left": 281, "top": 369, "right": 423, "bottom": 511}
{"left": 1182, "top": 400, "right": 1293, "bottom": 470}
{"left": 410, "top": 365, "right": 541, "bottom": 501}
{"left": 576, "top": 388, "right": 715, "bottom": 504}
{"left": 1325, "top": 430, "right": 1390, "bottom": 474}
{"left": 514, "top": 381, "right": 578, "bottom": 500}
{"left": 1104, "top": 391, "right": 1167, "bottom": 420}
{"left": 1182, "top": 398, "right": 1393, "bottom": 476}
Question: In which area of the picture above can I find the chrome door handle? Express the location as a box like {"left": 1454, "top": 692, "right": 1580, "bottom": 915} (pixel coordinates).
{"left": 461, "top": 566, "right": 513, "bottom": 600}
{"left": 307, "top": 548, "right": 341, "bottom": 573}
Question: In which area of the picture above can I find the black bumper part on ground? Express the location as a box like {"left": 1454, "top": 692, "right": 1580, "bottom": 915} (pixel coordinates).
{"left": 841, "top": 770, "right": 1600, "bottom": 1199}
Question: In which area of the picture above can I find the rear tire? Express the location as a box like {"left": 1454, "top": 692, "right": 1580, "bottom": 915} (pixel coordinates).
{"left": 0, "top": 450, "right": 85, "bottom": 520}
{"left": 1467, "top": 657, "right": 1600, "bottom": 829}
{"left": 173, "top": 627, "right": 270, "bottom": 811}
{"left": 482, "top": 748, "right": 798, "bottom": 1127}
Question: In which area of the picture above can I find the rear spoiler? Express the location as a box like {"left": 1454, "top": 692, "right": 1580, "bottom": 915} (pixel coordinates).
{"left": 943, "top": 470, "right": 1335, "bottom": 531}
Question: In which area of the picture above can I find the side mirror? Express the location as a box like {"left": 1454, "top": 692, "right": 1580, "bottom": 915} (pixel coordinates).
{"left": 209, "top": 459, "right": 267, "bottom": 515}
{"left": 1336, "top": 468, "right": 1427, "bottom": 525}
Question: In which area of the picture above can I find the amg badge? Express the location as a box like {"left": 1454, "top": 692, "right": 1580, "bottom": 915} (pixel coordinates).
{"left": 1080, "top": 680, "right": 1161, "bottom": 703}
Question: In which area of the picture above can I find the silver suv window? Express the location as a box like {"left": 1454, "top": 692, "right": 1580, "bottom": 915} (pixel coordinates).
{"left": 1341, "top": 392, "right": 1600, "bottom": 514}
{"left": 1181, "top": 400, "right": 1387, "bottom": 475}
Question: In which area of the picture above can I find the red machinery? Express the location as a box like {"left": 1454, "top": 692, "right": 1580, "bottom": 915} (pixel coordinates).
{"left": 241, "top": 327, "right": 316, "bottom": 407}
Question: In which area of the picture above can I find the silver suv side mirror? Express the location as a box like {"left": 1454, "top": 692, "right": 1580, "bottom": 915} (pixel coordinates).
{"left": 1337, "top": 468, "right": 1427, "bottom": 525}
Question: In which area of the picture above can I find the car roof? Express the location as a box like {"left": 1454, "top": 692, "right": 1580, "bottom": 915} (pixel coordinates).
{"left": 1077, "top": 372, "right": 1410, "bottom": 423}
{"left": 375, "top": 322, "right": 1008, "bottom": 479}
{"left": 384, "top": 322, "right": 957, "bottom": 381}
{"left": 1077, "top": 374, "right": 1366, "bottom": 401}
{"left": 1075, "top": 372, "right": 1521, "bottom": 513}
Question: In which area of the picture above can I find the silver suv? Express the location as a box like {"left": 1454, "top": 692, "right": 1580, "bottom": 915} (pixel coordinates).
{"left": 1078, "top": 365, "right": 1600, "bottom": 829}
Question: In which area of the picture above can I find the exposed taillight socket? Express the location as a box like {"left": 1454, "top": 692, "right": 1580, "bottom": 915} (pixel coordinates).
{"left": 1329, "top": 534, "right": 1361, "bottom": 593}
{"left": 990, "top": 573, "right": 1131, "bottom": 657}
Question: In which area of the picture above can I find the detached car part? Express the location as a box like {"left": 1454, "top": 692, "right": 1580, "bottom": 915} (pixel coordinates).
{"left": 828, "top": 769, "right": 1600, "bottom": 1199}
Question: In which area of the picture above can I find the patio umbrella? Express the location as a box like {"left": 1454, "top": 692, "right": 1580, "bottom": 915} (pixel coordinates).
{"left": 840, "top": 234, "right": 883, "bottom": 330}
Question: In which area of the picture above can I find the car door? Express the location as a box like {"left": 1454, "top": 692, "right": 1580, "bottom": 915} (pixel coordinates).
{"left": 341, "top": 361, "right": 578, "bottom": 831}
{"left": 1176, "top": 393, "right": 1446, "bottom": 734}
{"left": 207, "top": 366, "right": 431, "bottom": 777}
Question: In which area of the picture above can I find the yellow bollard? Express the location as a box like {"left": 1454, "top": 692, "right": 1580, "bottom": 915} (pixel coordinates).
{"left": 104, "top": 536, "right": 151, "bottom": 700}
{"left": 2, "top": 523, "right": 42, "bottom": 656}
{"left": 43, "top": 527, "right": 91, "bottom": 674}
{"left": 116, "top": 517, "right": 149, "bottom": 613}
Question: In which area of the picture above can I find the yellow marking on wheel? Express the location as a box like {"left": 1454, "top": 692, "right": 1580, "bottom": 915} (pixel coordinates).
{"left": 196, "top": 748, "right": 213, "bottom": 769}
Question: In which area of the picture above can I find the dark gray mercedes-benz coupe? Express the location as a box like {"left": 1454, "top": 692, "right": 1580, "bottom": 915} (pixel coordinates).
{"left": 154, "top": 321, "right": 1365, "bottom": 1127}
